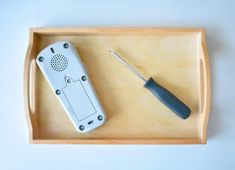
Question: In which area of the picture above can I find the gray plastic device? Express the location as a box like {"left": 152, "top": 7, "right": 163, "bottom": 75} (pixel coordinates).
{"left": 36, "top": 41, "right": 106, "bottom": 133}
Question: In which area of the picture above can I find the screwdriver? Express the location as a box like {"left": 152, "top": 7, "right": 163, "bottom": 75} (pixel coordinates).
{"left": 109, "top": 49, "right": 191, "bottom": 119}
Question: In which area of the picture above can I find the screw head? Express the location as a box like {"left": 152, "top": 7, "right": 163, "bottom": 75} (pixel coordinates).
{"left": 67, "top": 79, "right": 71, "bottom": 83}
{"left": 63, "top": 43, "right": 69, "bottom": 49}
{"left": 39, "top": 56, "right": 44, "bottom": 62}
{"left": 81, "top": 75, "right": 87, "bottom": 81}
{"left": 55, "top": 89, "right": 61, "bottom": 95}
{"left": 97, "top": 115, "right": 103, "bottom": 121}
{"left": 79, "top": 125, "right": 85, "bottom": 131}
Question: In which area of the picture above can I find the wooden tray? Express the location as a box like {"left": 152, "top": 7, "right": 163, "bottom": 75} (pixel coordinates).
{"left": 24, "top": 28, "right": 211, "bottom": 144}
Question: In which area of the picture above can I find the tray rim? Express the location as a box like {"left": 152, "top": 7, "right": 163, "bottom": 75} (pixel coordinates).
{"left": 24, "top": 27, "right": 211, "bottom": 144}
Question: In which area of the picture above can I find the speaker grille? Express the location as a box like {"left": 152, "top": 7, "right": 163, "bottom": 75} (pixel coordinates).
{"left": 50, "top": 54, "right": 68, "bottom": 72}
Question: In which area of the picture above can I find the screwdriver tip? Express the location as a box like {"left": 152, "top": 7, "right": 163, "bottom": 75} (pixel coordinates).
{"left": 109, "top": 49, "right": 114, "bottom": 54}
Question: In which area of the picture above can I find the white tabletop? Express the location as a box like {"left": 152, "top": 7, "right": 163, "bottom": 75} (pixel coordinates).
{"left": 0, "top": 0, "right": 234, "bottom": 169}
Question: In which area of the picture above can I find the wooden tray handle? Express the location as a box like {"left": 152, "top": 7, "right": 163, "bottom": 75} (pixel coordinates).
{"left": 199, "top": 34, "right": 211, "bottom": 143}
{"left": 24, "top": 55, "right": 33, "bottom": 139}
{"left": 24, "top": 31, "right": 38, "bottom": 140}
{"left": 200, "top": 39, "right": 211, "bottom": 116}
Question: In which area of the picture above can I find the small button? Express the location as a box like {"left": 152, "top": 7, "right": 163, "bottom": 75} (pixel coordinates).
{"left": 88, "top": 120, "right": 94, "bottom": 125}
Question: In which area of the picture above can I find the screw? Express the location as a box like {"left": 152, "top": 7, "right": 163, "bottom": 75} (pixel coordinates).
{"left": 55, "top": 89, "right": 61, "bottom": 95}
{"left": 67, "top": 79, "right": 71, "bottom": 83}
{"left": 39, "top": 56, "right": 44, "bottom": 62}
{"left": 63, "top": 43, "right": 69, "bottom": 49}
{"left": 81, "top": 75, "right": 87, "bottom": 81}
{"left": 97, "top": 115, "right": 103, "bottom": 121}
{"left": 79, "top": 125, "right": 85, "bottom": 131}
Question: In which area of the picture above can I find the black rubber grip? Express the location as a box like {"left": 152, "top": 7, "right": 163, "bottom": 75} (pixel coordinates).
{"left": 144, "top": 78, "right": 191, "bottom": 119}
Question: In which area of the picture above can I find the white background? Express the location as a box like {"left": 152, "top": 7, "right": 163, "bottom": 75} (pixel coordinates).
{"left": 0, "top": 0, "right": 235, "bottom": 169}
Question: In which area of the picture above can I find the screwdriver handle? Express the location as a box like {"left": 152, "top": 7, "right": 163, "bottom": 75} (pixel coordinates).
{"left": 144, "top": 78, "right": 191, "bottom": 119}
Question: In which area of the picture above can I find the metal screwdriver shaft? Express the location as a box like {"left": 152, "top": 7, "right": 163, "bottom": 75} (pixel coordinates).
{"left": 109, "top": 49, "right": 147, "bottom": 82}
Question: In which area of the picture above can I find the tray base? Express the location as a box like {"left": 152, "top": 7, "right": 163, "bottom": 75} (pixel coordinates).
{"left": 24, "top": 28, "right": 210, "bottom": 144}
